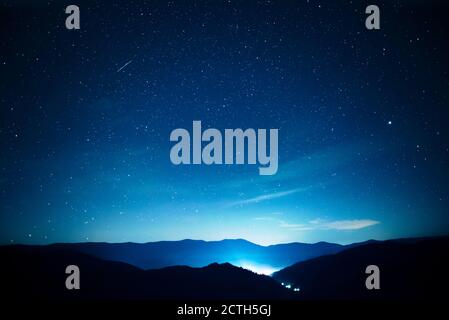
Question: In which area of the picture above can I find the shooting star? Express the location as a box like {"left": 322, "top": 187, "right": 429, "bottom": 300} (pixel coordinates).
{"left": 116, "top": 60, "right": 133, "bottom": 72}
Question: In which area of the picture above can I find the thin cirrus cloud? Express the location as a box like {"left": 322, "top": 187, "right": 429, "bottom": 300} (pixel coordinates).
{"left": 226, "top": 141, "right": 388, "bottom": 189}
{"left": 227, "top": 187, "right": 311, "bottom": 207}
{"left": 255, "top": 217, "right": 380, "bottom": 231}
{"left": 322, "top": 219, "right": 380, "bottom": 230}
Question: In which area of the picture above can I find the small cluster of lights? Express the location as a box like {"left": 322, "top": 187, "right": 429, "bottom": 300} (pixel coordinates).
{"left": 281, "top": 282, "right": 300, "bottom": 292}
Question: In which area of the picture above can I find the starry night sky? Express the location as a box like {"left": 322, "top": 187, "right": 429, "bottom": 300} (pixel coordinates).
{"left": 1, "top": 0, "right": 448, "bottom": 245}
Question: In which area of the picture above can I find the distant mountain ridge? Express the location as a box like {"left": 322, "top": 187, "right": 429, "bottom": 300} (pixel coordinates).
{"left": 48, "top": 238, "right": 346, "bottom": 271}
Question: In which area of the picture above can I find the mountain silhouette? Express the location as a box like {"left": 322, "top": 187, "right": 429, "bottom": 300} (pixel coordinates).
{"left": 0, "top": 245, "right": 294, "bottom": 300}
{"left": 49, "top": 238, "right": 344, "bottom": 271}
{"left": 2, "top": 236, "right": 448, "bottom": 300}
{"left": 272, "top": 236, "right": 449, "bottom": 300}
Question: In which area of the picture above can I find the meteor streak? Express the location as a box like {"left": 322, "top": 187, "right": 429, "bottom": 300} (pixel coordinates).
{"left": 116, "top": 60, "right": 132, "bottom": 72}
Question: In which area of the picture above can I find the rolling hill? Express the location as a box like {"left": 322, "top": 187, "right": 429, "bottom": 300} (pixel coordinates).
{"left": 0, "top": 245, "right": 294, "bottom": 300}
{"left": 272, "top": 236, "right": 449, "bottom": 300}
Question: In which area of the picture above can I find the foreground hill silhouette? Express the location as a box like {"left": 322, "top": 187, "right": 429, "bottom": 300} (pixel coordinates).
{"left": 0, "top": 245, "right": 293, "bottom": 300}
{"left": 50, "top": 239, "right": 344, "bottom": 271}
{"left": 273, "top": 236, "right": 449, "bottom": 300}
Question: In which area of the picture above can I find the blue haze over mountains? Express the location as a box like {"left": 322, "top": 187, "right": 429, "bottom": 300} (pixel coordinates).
{"left": 54, "top": 239, "right": 347, "bottom": 271}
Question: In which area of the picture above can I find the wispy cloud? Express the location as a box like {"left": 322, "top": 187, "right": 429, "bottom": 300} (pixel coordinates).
{"left": 254, "top": 217, "right": 380, "bottom": 231}
{"left": 322, "top": 219, "right": 380, "bottom": 230}
{"left": 228, "top": 187, "right": 311, "bottom": 207}
{"left": 225, "top": 141, "right": 387, "bottom": 189}
{"left": 253, "top": 216, "right": 277, "bottom": 221}
{"left": 279, "top": 220, "right": 312, "bottom": 230}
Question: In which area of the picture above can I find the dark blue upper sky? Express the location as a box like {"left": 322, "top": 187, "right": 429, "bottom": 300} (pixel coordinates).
{"left": 1, "top": 0, "right": 448, "bottom": 245}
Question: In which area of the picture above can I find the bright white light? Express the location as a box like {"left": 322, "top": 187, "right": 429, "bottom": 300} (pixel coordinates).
{"left": 236, "top": 261, "right": 280, "bottom": 276}
{"left": 285, "top": 284, "right": 291, "bottom": 289}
